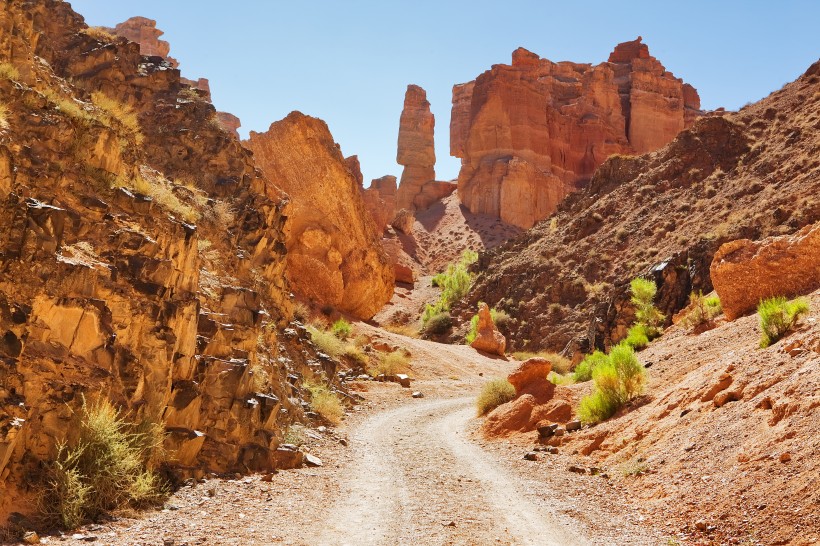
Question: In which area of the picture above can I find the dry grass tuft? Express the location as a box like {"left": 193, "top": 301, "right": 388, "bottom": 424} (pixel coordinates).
{"left": 304, "top": 381, "right": 344, "bottom": 425}
{"left": 0, "top": 62, "right": 20, "bottom": 81}
{"left": 91, "top": 91, "right": 143, "bottom": 145}
{"left": 476, "top": 378, "right": 516, "bottom": 416}
{"left": 81, "top": 27, "right": 117, "bottom": 43}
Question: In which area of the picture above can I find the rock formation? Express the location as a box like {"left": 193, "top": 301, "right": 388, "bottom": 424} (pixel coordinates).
{"left": 246, "top": 113, "right": 394, "bottom": 319}
{"left": 105, "top": 16, "right": 178, "bottom": 66}
{"left": 361, "top": 175, "right": 397, "bottom": 233}
{"left": 711, "top": 223, "right": 820, "bottom": 320}
{"left": 215, "top": 111, "right": 241, "bottom": 139}
{"left": 470, "top": 303, "right": 506, "bottom": 356}
{"left": 396, "top": 84, "right": 454, "bottom": 211}
{"left": 451, "top": 38, "right": 701, "bottom": 229}
{"left": 0, "top": 0, "right": 341, "bottom": 525}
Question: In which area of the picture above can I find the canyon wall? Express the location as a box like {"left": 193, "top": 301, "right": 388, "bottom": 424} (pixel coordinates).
{"left": 0, "top": 0, "right": 333, "bottom": 523}
{"left": 246, "top": 113, "right": 394, "bottom": 319}
{"left": 451, "top": 38, "right": 701, "bottom": 229}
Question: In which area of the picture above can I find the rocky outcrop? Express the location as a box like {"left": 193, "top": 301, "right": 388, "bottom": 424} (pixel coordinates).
{"left": 246, "top": 112, "right": 394, "bottom": 319}
{"left": 470, "top": 303, "right": 506, "bottom": 356}
{"left": 396, "top": 84, "right": 437, "bottom": 211}
{"left": 465, "top": 59, "right": 820, "bottom": 358}
{"left": 215, "top": 111, "right": 241, "bottom": 139}
{"left": 361, "top": 175, "right": 397, "bottom": 232}
{"left": 508, "top": 358, "right": 552, "bottom": 398}
{"left": 0, "top": 0, "right": 339, "bottom": 526}
{"left": 451, "top": 39, "right": 701, "bottom": 229}
{"left": 105, "top": 16, "right": 178, "bottom": 67}
{"left": 711, "top": 223, "right": 820, "bottom": 320}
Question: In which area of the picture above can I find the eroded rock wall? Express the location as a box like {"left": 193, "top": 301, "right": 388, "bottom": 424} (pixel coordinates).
{"left": 246, "top": 113, "right": 394, "bottom": 319}
{"left": 451, "top": 38, "right": 701, "bottom": 229}
{"left": 0, "top": 0, "right": 329, "bottom": 524}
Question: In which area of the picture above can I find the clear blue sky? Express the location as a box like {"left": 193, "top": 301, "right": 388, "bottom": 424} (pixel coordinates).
{"left": 69, "top": 1, "right": 820, "bottom": 185}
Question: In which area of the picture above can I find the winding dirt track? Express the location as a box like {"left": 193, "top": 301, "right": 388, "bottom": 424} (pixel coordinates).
{"left": 314, "top": 397, "right": 587, "bottom": 545}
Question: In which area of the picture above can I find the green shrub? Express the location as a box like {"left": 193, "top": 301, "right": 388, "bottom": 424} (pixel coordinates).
{"left": 679, "top": 292, "right": 722, "bottom": 331}
{"left": 43, "top": 398, "right": 166, "bottom": 528}
{"left": 548, "top": 372, "right": 574, "bottom": 386}
{"left": 476, "top": 378, "right": 516, "bottom": 416}
{"left": 758, "top": 296, "right": 810, "bottom": 348}
{"left": 304, "top": 381, "right": 344, "bottom": 425}
{"left": 623, "top": 323, "right": 650, "bottom": 349}
{"left": 422, "top": 311, "right": 452, "bottom": 335}
{"left": 577, "top": 344, "right": 646, "bottom": 425}
{"left": 423, "top": 250, "right": 478, "bottom": 326}
{"left": 331, "top": 318, "right": 352, "bottom": 339}
{"left": 630, "top": 277, "right": 665, "bottom": 338}
{"left": 572, "top": 350, "right": 608, "bottom": 382}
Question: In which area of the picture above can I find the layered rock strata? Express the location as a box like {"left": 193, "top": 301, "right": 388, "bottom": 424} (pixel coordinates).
{"left": 0, "top": 0, "right": 336, "bottom": 524}
{"left": 246, "top": 113, "right": 394, "bottom": 319}
{"left": 451, "top": 38, "right": 701, "bottom": 229}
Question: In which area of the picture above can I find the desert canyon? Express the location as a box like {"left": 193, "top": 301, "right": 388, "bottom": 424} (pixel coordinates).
{"left": 0, "top": 3, "right": 818, "bottom": 546}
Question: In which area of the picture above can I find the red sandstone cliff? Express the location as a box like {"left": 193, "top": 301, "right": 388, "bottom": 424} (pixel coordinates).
{"left": 451, "top": 38, "right": 701, "bottom": 229}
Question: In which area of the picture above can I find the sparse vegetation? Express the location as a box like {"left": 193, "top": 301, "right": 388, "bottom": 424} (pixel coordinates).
{"left": 679, "top": 292, "right": 722, "bottom": 331}
{"left": 577, "top": 344, "right": 646, "bottom": 425}
{"left": 42, "top": 397, "right": 167, "bottom": 529}
{"left": 476, "top": 378, "right": 516, "bottom": 416}
{"left": 423, "top": 250, "right": 478, "bottom": 325}
{"left": 113, "top": 172, "right": 200, "bottom": 223}
{"left": 308, "top": 325, "right": 345, "bottom": 357}
{"left": 422, "top": 311, "right": 452, "bottom": 335}
{"left": 623, "top": 323, "right": 650, "bottom": 350}
{"left": 332, "top": 318, "right": 352, "bottom": 339}
{"left": 630, "top": 277, "right": 665, "bottom": 339}
{"left": 369, "top": 350, "right": 409, "bottom": 377}
{"left": 0, "top": 62, "right": 20, "bottom": 81}
{"left": 548, "top": 372, "right": 574, "bottom": 386}
{"left": 758, "top": 296, "right": 810, "bottom": 348}
{"left": 91, "top": 91, "right": 143, "bottom": 145}
{"left": 81, "top": 26, "right": 117, "bottom": 43}
{"left": 383, "top": 323, "right": 421, "bottom": 338}
{"left": 572, "top": 350, "right": 608, "bottom": 383}
{"left": 42, "top": 88, "right": 93, "bottom": 124}
{"left": 292, "top": 302, "right": 311, "bottom": 322}
{"left": 304, "top": 380, "right": 344, "bottom": 425}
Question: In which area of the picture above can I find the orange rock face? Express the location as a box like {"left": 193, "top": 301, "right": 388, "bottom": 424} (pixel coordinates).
{"left": 396, "top": 84, "right": 436, "bottom": 210}
{"left": 215, "top": 112, "right": 241, "bottom": 139}
{"left": 246, "top": 112, "right": 394, "bottom": 319}
{"left": 106, "top": 16, "right": 178, "bottom": 66}
{"left": 470, "top": 302, "right": 506, "bottom": 356}
{"left": 710, "top": 222, "right": 820, "bottom": 320}
{"left": 360, "top": 175, "right": 397, "bottom": 233}
{"left": 451, "top": 38, "right": 701, "bottom": 229}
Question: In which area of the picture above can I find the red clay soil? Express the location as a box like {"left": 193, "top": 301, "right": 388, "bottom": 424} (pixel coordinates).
{"left": 485, "top": 288, "right": 820, "bottom": 546}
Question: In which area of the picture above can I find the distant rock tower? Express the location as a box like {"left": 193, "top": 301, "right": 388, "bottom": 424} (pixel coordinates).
{"left": 396, "top": 85, "right": 436, "bottom": 210}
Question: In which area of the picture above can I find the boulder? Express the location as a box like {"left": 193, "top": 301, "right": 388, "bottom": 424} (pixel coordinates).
{"left": 469, "top": 303, "right": 506, "bottom": 356}
{"left": 710, "top": 222, "right": 820, "bottom": 320}
{"left": 246, "top": 112, "right": 394, "bottom": 319}
{"left": 507, "top": 357, "right": 552, "bottom": 397}
{"left": 451, "top": 39, "right": 701, "bottom": 229}
{"left": 391, "top": 208, "right": 415, "bottom": 234}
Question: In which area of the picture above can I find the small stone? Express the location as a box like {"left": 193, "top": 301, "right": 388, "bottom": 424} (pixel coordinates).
{"left": 317, "top": 426, "right": 327, "bottom": 433}
{"left": 412, "top": 391, "right": 424, "bottom": 398}
{"left": 565, "top": 420, "right": 582, "bottom": 432}
{"left": 589, "top": 467, "right": 602, "bottom": 476}
{"left": 523, "top": 452, "right": 539, "bottom": 461}
{"left": 546, "top": 446, "right": 559, "bottom": 454}
{"left": 568, "top": 465, "right": 587, "bottom": 474}
{"left": 695, "top": 519, "right": 708, "bottom": 531}
{"left": 207, "top": 487, "right": 216, "bottom": 497}
{"left": 339, "top": 438, "right": 348, "bottom": 446}
{"left": 163, "top": 539, "right": 175, "bottom": 546}
{"left": 23, "top": 531, "right": 40, "bottom": 544}
{"left": 395, "top": 374, "right": 411, "bottom": 388}
{"left": 553, "top": 427, "right": 565, "bottom": 437}
{"left": 537, "top": 423, "right": 558, "bottom": 438}
{"left": 304, "top": 453, "right": 323, "bottom": 467}
{"left": 442, "top": 521, "right": 456, "bottom": 527}
{"left": 780, "top": 452, "right": 792, "bottom": 463}
{"left": 261, "top": 473, "right": 275, "bottom": 482}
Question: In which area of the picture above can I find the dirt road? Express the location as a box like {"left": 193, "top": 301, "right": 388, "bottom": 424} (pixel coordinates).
{"left": 314, "top": 397, "right": 587, "bottom": 545}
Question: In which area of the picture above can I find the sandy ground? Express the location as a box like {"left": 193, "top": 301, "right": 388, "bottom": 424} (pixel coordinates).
{"left": 32, "top": 327, "right": 668, "bottom": 546}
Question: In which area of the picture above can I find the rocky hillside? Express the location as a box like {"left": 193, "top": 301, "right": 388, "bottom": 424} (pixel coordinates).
{"left": 465, "top": 59, "right": 820, "bottom": 357}
{"left": 0, "top": 0, "right": 332, "bottom": 523}
{"left": 451, "top": 38, "right": 701, "bottom": 229}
